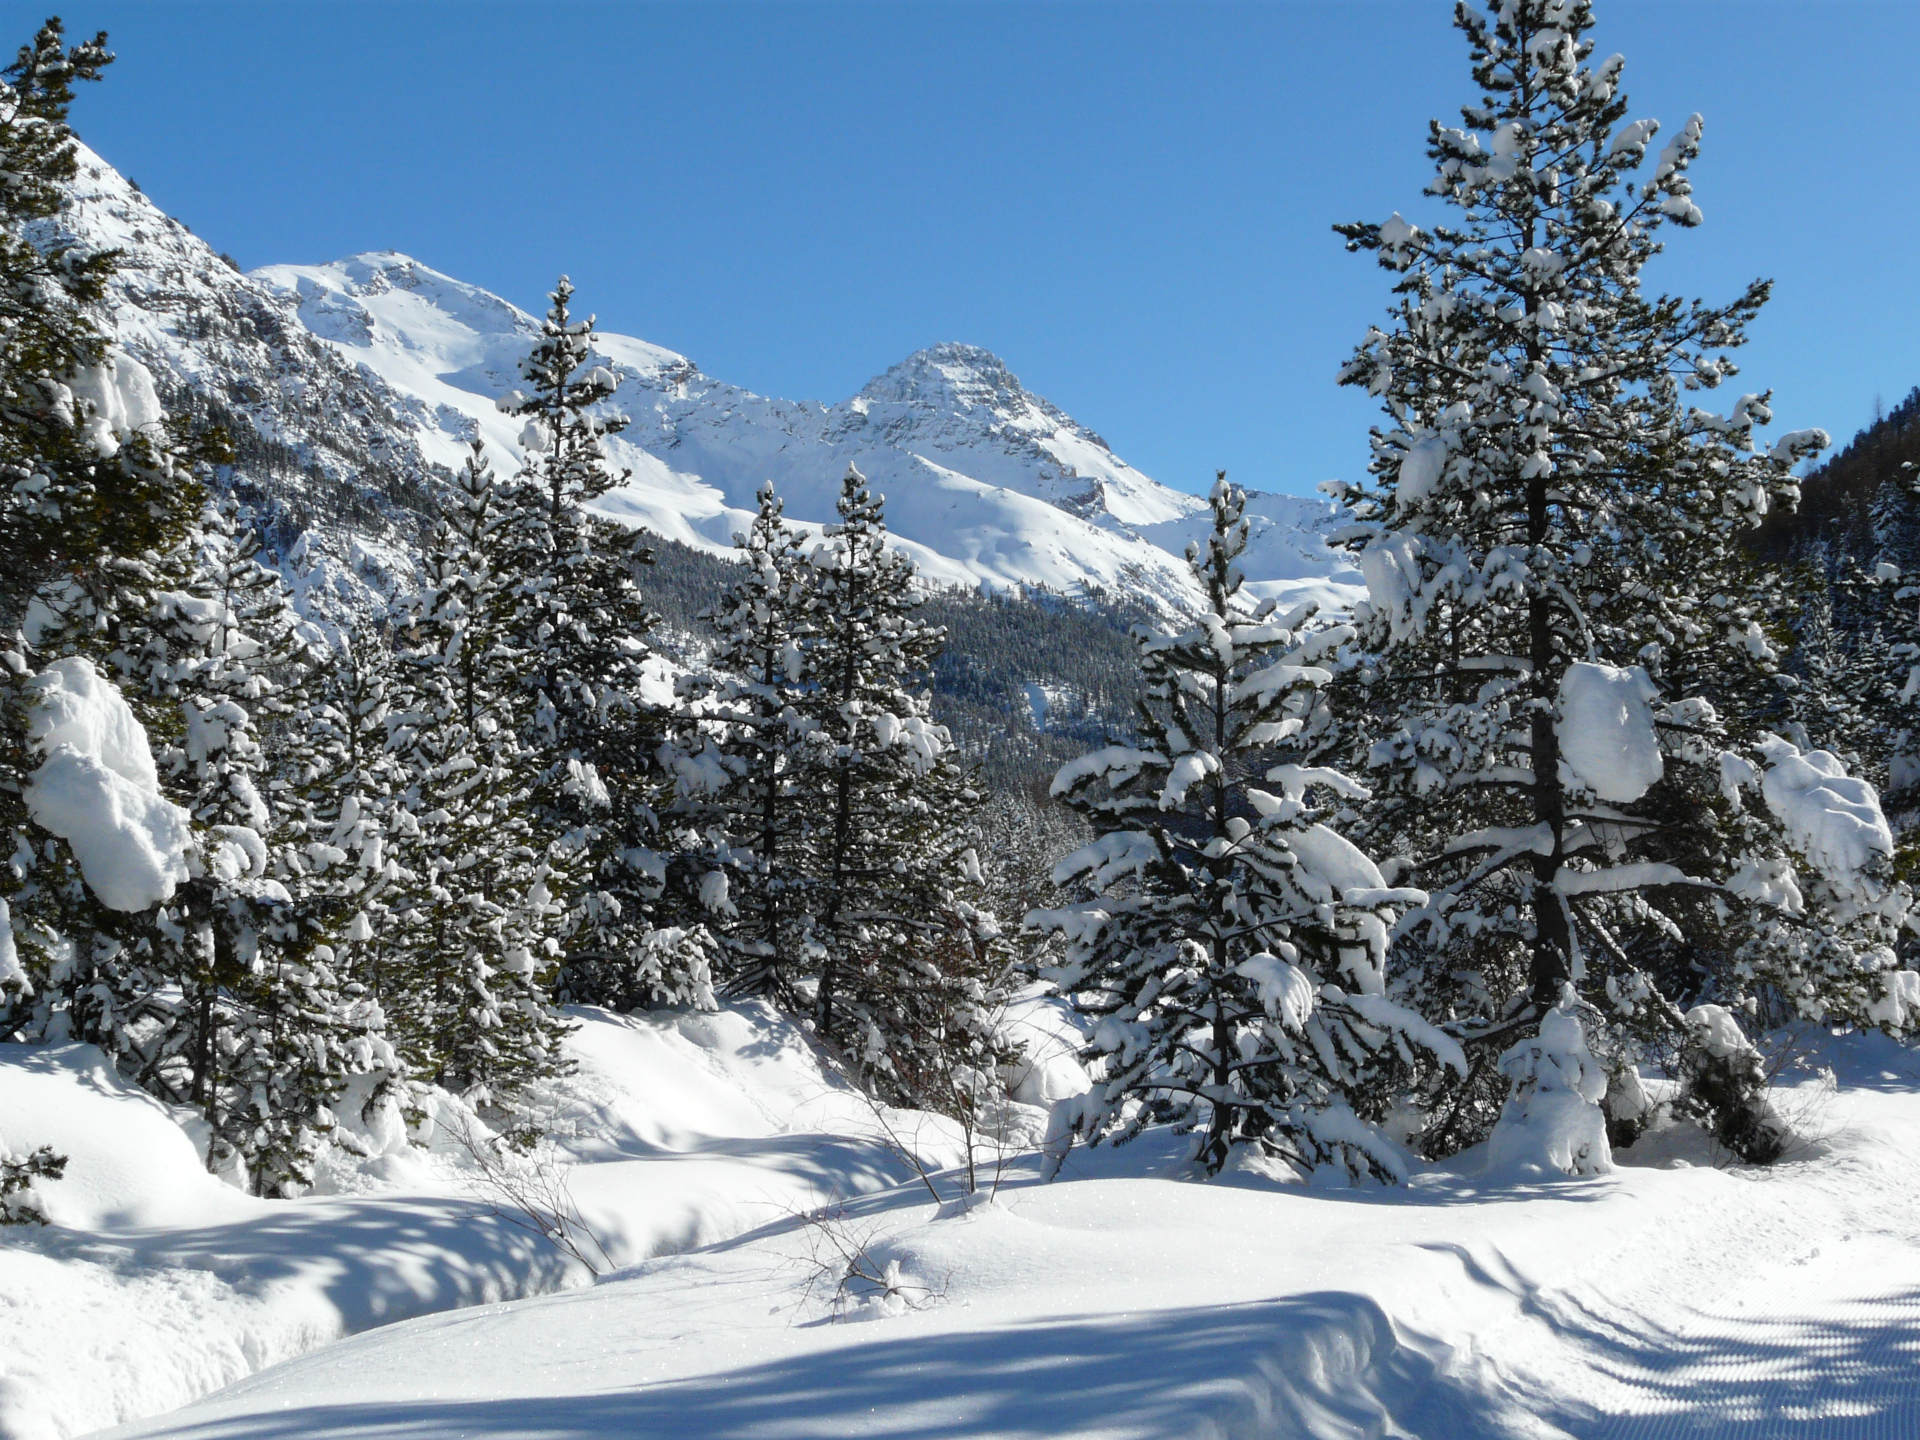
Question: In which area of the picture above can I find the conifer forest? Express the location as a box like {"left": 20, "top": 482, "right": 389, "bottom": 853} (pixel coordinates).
{"left": 5, "top": 6, "right": 1920, "bottom": 1437}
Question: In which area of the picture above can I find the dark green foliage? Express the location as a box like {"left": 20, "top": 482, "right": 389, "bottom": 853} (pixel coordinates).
{"left": 1671, "top": 1013, "right": 1789, "bottom": 1164}
{"left": 693, "top": 483, "right": 813, "bottom": 1004}
{"left": 496, "top": 280, "right": 714, "bottom": 1014}
{"left": 1758, "top": 387, "right": 1920, "bottom": 565}
{"left": 0, "top": 1142, "right": 65, "bottom": 1224}
{"left": 385, "top": 444, "right": 571, "bottom": 1107}
{"left": 789, "top": 469, "right": 1004, "bottom": 1106}
{"left": 0, "top": 21, "right": 202, "bottom": 645}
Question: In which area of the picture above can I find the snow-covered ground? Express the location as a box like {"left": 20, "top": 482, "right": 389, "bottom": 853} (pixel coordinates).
{"left": 0, "top": 1004, "right": 951, "bottom": 1440}
{"left": 6, "top": 1005, "right": 1919, "bottom": 1440}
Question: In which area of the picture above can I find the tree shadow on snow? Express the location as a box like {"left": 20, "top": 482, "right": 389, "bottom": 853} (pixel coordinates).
{"left": 1572, "top": 1290, "right": 1920, "bottom": 1438}
{"left": 1425, "top": 1241, "right": 1920, "bottom": 1438}
{"left": 120, "top": 1292, "right": 1509, "bottom": 1440}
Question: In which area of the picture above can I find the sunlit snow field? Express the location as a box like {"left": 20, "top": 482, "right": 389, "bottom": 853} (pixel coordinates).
{"left": 4, "top": 1001, "right": 1918, "bottom": 1440}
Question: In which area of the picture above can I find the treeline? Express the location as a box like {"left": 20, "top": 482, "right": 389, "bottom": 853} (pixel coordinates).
{"left": 1759, "top": 385, "right": 1920, "bottom": 564}
{"left": 643, "top": 532, "right": 1150, "bottom": 794}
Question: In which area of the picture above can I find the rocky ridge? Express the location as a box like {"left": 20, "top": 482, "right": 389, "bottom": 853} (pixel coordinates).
{"left": 46, "top": 143, "right": 1361, "bottom": 626}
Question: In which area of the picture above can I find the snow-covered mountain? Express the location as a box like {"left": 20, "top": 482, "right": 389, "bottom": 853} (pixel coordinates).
{"left": 43, "top": 144, "right": 1361, "bottom": 622}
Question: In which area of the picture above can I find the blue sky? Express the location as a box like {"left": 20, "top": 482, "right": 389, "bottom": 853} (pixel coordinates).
{"left": 23, "top": 1, "right": 1920, "bottom": 497}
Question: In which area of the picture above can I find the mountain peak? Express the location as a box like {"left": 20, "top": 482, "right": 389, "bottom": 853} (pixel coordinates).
{"left": 43, "top": 138, "right": 1357, "bottom": 625}
{"left": 859, "top": 342, "right": 1026, "bottom": 413}
{"left": 902, "top": 340, "right": 1017, "bottom": 379}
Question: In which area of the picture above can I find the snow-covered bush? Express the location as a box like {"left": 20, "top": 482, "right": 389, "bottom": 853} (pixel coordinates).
{"left": 1486, "top": 992, "right": 1611, "bottom": 1179}
{"left": 1672, "top": 1003, "right": 1789, "bottom": 1164}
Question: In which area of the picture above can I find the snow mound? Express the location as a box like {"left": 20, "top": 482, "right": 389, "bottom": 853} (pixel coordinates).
{"left": 998, "top": 984, "right": 1092, "bottom": 1108}
{"left": 1486, "top": 999, "right": 1612, "bottom": 1179}
{"left": 23, "top": 657, "right": 192, "bottom": 911}
{"left": 68, "top": 351, "right": 164, "bottom": 457}
{"left": 25, "top": 656, "right": 162, "bottom": 791}
{"left": 1557, "top": 661, "right": 1662, "bottom": 804}
{"left": 0, "top": 1004, "right": 938, "bottom": 1440}
{"left": 0, "top": 1043, "right": 255, "bottom": 1231}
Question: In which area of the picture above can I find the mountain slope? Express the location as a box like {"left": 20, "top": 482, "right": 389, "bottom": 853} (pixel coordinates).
{"left": 42, "top": 142, "right": 1360, "bottom": 624}
{"left": 257, "top": 253, "right": 1361, "bottom": 620}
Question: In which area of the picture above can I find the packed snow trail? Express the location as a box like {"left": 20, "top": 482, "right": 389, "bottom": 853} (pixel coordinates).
{"left": 1442, "top": 1034, "right": 1920, "bottom": 1439}
{"left": 1553, "top": 1250, "right": 1920, "bottom": 1438}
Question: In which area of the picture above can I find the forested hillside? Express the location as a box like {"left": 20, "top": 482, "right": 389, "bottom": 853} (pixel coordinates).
{"left": 1761, "top": 387, "right": 1920, "bottom": 564}
{"left": 642, "top": 533, "right": 1149, "bottom": 792}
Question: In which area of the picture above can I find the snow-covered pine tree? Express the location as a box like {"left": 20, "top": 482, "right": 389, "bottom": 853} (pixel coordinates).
{"left": 0, "top": 20, "right": 205, "bottom": 1064}
{"left": 496, "top": 279, "right": 712, "bottom": 1009}
{"left": 268, "top": 622, "right": 407, "bottom": 1155}
{"left": 192, "top": 506, "right": 400, "bottom": 1194}
{"left": 386, "top": 443, "right": 568, "bottom": 1109}
{"left": 0, "top": 20, "right": 185, "bottom": 646}
{"left": 1331, "top": 0, "right": 1912, "bottom": 1162}
{"left": 276, "top": 621, "right": 405, "bottom": 1002}
{"left": 699, "top": 482, "right": 814, "bottom": 1004}
{"left": 794, "top": 466, "right": 1007, "bottom": 1110}
{"left": 1037, "top": 478, "right": 1456, "bottom": 1180}
{"left": 0, "top": 846, "right": 62, "bottom": 1221}
{"left": 163, "top": 501, "right": 308, "bottom": 1183}
{"left": 12, "top": 492, "right": 360, "bottom": 1190}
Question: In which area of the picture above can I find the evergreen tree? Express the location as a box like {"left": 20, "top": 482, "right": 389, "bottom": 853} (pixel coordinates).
{"left": 269, "top": 625, "right": 407, "bottom": 1150}
{"left": 0, "top": 20, "right": 185, "bottom": 645}
{"left": 1039, "top": 478, "right": 1455, "bottom": 1179}
{"left": 190, "top": 506, "right": 392, "bottom": 1194}
{"left": 1781, "top": 530, "right": 1920, "bottom": 850}
{"left": 11, "top": 490, "right": 382, "bottom": 1191}
{"left": 699, "top": 482, "right": 814, "bottom": 1004}
{"left": 1331, "top": 0, "right": 1912, "bottom": 1161}
{"left": 165, "top": 501, "right": 309, "bottom": 1182}
{"left": 0, "top": 893, "right": 63, "bottom": 1223}
{"left": 497, "top": 279, "right": 711, "bottom": 1009}
{"left": 276, "top": 620, "right": 408, "bottom": 1013}
{"left": 792, "top": 466, "right": 1005, "bottom": 1110}
{"left": 386, "top": 444, "right": 568, "bottom": 1108}
{"left": 0, "top": 20, "right": 205, "bottom": 1072}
